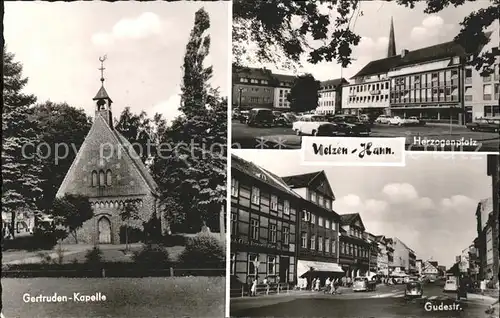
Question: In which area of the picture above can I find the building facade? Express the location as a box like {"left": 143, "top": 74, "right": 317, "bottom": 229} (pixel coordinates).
{"left": 56, "top": 81, "right": 161, "bottom": 245}
{"left": 232, "top": 67, "right": 274, "bottom": 109}
{"left": 273, "top": 74, "right": 295, "bottom": 109}
{"left": 375, "top": 235, "right": 390, "bottom": 276}
{"left": 416, "top": 259, "right": 423, "bottom": 276}
{"left": 364, "top": 232, "right": 379, "bottom": 273}
{"left": 408, "top": 248, "right": 417, "bottom": 274}
{"left": 339, "top": 213, "right": 372, "bottom": 278}
{"left": 422, "top": 260, "right": 439, "bottom": 278}
{"left": 343, "top": 20, "right": 498, "bottom": 124}
{"left": 230, "top": 155, "right": 300, "bottom": 286}
{"left": 486, "top": 155, "right": 499, "bottom": 283}
{"left": 391, "top": 237, "right": 412, "bottom": 272}
{"left": 464, "top": 37, "right": 500, "bottom": 121}
{"left": 282, "top": 171, "right": 343, "bottom": 284}
{"left": 317, "top": 78, "right": 347, "bottom": 115}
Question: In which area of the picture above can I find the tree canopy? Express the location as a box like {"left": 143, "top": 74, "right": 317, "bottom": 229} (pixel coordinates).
{"left": 2, "top": 50, "right": 44, "bottom": 236}
{"left": 287, "top": 74, "right": 321, "bottom": 112}
{"left": 233, "top": 0, "right": 499, "bottom": 75}
{"left": 151, "top": 8, "right": 227, "bottom": 234}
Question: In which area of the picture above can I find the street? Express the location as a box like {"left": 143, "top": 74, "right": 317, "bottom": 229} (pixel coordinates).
{"left": 230, "top": 283, "right": 496, "bottom": 318}
{"left": 1, "top": 277, "right": 225, "bottom": 318}
{"left": 231, "top": 121, "right": 500, "bottom": 151}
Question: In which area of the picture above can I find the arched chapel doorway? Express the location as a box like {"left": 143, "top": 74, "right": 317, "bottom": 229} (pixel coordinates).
{"left": 98, "top": 216, "right": 111, "bottom": 244}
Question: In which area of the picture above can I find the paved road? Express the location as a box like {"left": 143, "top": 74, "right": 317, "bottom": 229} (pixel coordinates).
{"left": 231, "top": 121, "right": 500, "bottom": 152}
{"left": 2, "top": 277, "right": 225, "bottom": 318}
{"left": 231, "top": 283, "right": 496, "bottom": 318}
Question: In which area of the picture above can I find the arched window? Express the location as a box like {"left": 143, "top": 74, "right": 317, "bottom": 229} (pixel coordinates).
{"left": 99, "top": 170, "right": 105, "bottom": 186}
{"left": 91, "top": 171, "right": 98, "bottom": 187}
{"left": 106, "top": 170, "right": 112, "bottom": 186}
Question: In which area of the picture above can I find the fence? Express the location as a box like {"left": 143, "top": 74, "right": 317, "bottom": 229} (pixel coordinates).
{"left": 1, "top": 266, "right": 225, "bottom": 278}
{"left": 230, "top": 283, "right": 291, "bottom": 298}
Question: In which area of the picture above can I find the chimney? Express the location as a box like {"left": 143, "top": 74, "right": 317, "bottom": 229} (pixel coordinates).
{"left": 401, "top": 49, "right": 409, "bottom": 58}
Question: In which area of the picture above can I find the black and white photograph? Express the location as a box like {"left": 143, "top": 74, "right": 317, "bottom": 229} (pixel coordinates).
{"left": 232, "top": 0, "right": 500, "bottom": 152}
{"left": 2, "top": 2, "right": 228, "bottom": 317}
{"left": 229, "top": 151, "right": 500, "bottom": 318}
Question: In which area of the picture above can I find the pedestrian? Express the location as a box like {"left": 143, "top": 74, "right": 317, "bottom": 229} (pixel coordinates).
{"left": 311, "top": 278, "right": 316, "bottom": 291}
{"left": 251, "top": 277, "right": 258, "bottom": 297}
{"left": 325, "top": 277, "right": 331, "bottom": 293}
{"left": 315, "top": 277, "right": 320, "bottom": 291}
{"left": 480, "top": 278, "right": 487, "bottom": 295}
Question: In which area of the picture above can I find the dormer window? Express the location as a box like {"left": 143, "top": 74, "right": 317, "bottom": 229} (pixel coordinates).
{"left": 452, "top": 56, "right": 460, "bottom": 64}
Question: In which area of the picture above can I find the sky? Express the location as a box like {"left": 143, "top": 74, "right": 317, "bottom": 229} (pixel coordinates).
{"left": 4, "top": 1, "right": 229, "bottom": 124}
{"left": 238, "top": 0, "right": 498, "bottom": 81}
{"left": 232, "top": 150, "right": 493, "bottom": 269}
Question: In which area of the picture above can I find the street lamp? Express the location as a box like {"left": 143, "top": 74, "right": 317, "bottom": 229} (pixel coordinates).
{"left": 238, "top": 87, "right": 243, "bottom": 109}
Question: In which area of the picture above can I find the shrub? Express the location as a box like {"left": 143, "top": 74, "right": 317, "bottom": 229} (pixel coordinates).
{"left": 132, "top": 244, "right": 170, "bottom": 269}
{"left": 84, "top": 246, "right": 103, "bottom": 268}
{"left": 55, "top": 244, "right": 66, "bottom": 265}
{"left": 178, "top": 233, "right": 225, "bottom": 269}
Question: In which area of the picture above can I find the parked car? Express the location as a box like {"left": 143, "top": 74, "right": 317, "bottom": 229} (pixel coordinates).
{"left": 406, "top": 116, "right": 421, "bottom": 125}
{"left": 239, "top": 110, "right": 250, "bottom": 123}
{"left": 466, "top": 118, "right": 500, "bottom": 133}
{"left": 232, "top": 108, "right": 241, "bottom": 120}
{"left": 353, "top": 277, "right": 377, "bottom": 292}
{"left": 329, "top": 115, "right": 371, "bottom": 136}
{"left": 247, "top": 108, "right": 274, "bottom": 127}
{"left": 292, "top": 114, "right": 331, "bottom": 136}
{"left": 389, "top": 116, "right": 405, "bottom": 125}
{"left": 404, "top": 281, "right": 423, "bottom": 299}
{"left": 443, "top": 279, "right": 458, "bottom": 293}
{"left": 375, "top": 115, "right": 391, "bottom": 124}
{"left": 274, "top": 113, "right": 295, "bottom": 128}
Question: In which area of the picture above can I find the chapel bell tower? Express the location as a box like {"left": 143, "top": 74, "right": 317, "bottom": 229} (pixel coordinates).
{"left": 93, "top": 55, "right": 113, "bottom": 127}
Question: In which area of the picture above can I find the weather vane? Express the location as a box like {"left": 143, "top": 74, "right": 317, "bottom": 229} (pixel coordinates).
{"left": 98, "top": 55, "right": 107, "bottom": 84}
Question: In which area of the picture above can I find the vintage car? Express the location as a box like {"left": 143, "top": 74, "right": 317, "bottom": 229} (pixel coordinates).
{"left": 407, "top": 116, "right": 421, "bottom": 125}
{"left": 353, "top": 277, "right": 377, "bottom": 292}
{"left": 292, "top": 114, "right": 331, "bottom": 135}
{"left": 274, "top": 113, "right": 297, "bottom": 128}
{"left": 443, "top": 279, "right": 458, "bottom": 293}
{"left": 389, "top": 116, "right": 419, "bottom": 126}
{"left": 466, "top": 118, "right": 500, "bottom": 133}
{"left": 328, "top": 115, "right": 371, "bottom": 136}
{"left": 404, "top": 281, "right": 423, "bottom": 299}
{"left": 375, "top": 115, "right": 391, "bottom": 124}
{"left": 239, "top": 110, "right": 250, "bottom": 123}
{"left": 247, "top": 108, "right": 274, "bottom": 127}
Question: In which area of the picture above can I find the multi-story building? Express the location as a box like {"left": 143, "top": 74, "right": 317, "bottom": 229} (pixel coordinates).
{"left": 232, "top": 66, "right": 274, "bottom": 109}
{"left": 375, "top": 235, "right": 390, "bottom": 276}
{"left": 281, "top": 171, "right": 343, "bottom": 285}
{"left": 338, "top": 213, "right": 372, "bottom": 278}
{"left": 386, "top": 238, "right": 395, "bottom": 271}
{"left": 464, "top": 34, "right": 500, "bottom": 121}
{"left": 364, "top": 232, "right": 379, "bottom": 273}
{"left": 392, "top": 237, "right": 413, "bottom": 273}
{"left": 475, "top": 196, "right": 498, "bottom": 281}
{"left": 486, "top": 155, "right": 499, "bottom": 284}
{"left": 409, "top": 248, "right": 417, "bottom": 274}
{"left": 343, "top": 20, "right": 498, "bottom": 124}
{"left": 273, "top": 74, "right": 295, "bottom": 110}
{"left": 317, "top": 78, "right": 348, "bottom": 115}
{"left": 416, "top": 259, "right": 423, "bottom": 276}
{"left": 422, "top": 260, "right": 439, "bottom": 278}
{"left": 230, "top": 154, "right": 300, "bottom": 286}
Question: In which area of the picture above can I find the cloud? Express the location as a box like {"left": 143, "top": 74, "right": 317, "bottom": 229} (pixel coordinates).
{"left": 382, "top": 183, "right": 419, "bottom": 203}
{"left": 333, "top": 194, "right": 388, "bottom": 214}
{"left": 410, "top": 15, "right": 455, "bottom": 44}
{"left": 91, "top": 12, "right": 162, "bottom": 46}
{"left": 151, "top": 93, "right": 182, "bottom": 125}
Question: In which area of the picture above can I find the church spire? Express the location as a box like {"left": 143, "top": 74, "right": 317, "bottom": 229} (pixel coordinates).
{"left": 387, "top": 17, "right": 396, "bottom": 57}
{"left": 93, "top": 55, "right": 113, "bottom": 127}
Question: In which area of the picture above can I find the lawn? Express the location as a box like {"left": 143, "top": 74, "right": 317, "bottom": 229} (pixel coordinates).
{"left": 2, "top": 276, "right": 225, "bottom": 318}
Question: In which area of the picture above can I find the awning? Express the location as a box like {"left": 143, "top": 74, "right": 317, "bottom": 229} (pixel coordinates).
{"left": 297, "top": 260, "right": 344, "bottom": 278}
{"left": 390, "top": 272, "right": 409, "bottom": 277}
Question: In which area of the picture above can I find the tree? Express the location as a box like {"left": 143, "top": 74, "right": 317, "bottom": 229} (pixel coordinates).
{"left": 233, "top": 0, "right": 499, "bottom": 75}
{"left": 2, "top": 50, "right": 44, "bottom": 237}
{"left": 115, "top": 107, "right": 155, "bottom": 164}
{"left": 32, "top": 102, "right": 92, "bottom": 213}
{"left": 151, "top": 8, "right": 227, "bottom": 233}
{"left": 119, "top": 200, "right": 141, "bottom": 250}
{"left": 287, "top": 74, "right": 321, "bottom": 112}
{"left": 51, "top": 194, "right": 93, "bottom": 243}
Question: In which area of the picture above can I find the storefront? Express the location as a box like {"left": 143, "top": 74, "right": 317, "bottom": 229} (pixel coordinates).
{"left": 297, "top": 259, "right": 344, "bottom": 288}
